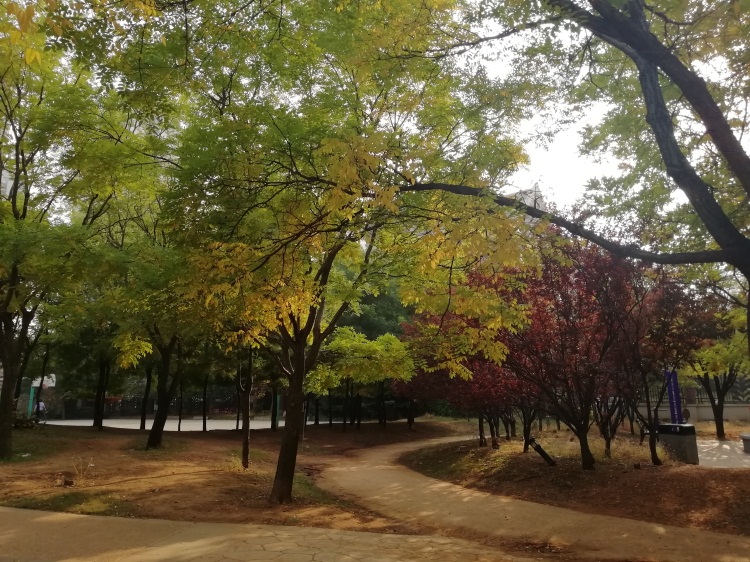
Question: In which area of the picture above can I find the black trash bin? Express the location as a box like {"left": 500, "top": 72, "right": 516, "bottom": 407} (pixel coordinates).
{"left": 658, "top": 423, "right": 699, "bottom": 465}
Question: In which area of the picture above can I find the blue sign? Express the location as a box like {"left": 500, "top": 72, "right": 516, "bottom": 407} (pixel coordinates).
{"left": 665, "top": 369, "right": 683, "bottom": 424}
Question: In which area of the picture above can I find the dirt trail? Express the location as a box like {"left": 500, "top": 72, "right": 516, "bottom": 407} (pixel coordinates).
{"left": 315, "top": 437, "right": 750, "bottom": 562}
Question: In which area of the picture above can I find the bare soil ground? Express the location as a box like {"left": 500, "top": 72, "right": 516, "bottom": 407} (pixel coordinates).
{"left": 2, "top": 418, "right": 749, "bottom": 539}
{"left": 0, "top": 419, "right": 462, "bottom": 534}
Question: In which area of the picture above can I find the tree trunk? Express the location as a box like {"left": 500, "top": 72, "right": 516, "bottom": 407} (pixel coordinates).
{"left": 341, "top": 380, "right": 349, "bottom": 433}
{"left": 202, "top": 375, "right": 209, "bottom": 432}
{"left": 378, "top": 381, "right": 386, "bottom": 427}
{"left": 0, "top": 355, "right": 20, "bottom": 459}
{"left": 34, "top": 344, "right": 50, "bottom": 418}
{"left": 488, "top": 416, "right": 500, "bottom": 449}
{"left": 270, "top": 362, "right": 305, "bottom": 504}
{"left": 712, "top": 401, "right": 726, "bottom": 440}
{"left": 577, "top": 431, "right": 596, "bottom": 470}
{"left": 237, "top": 352, "right": 253, "bottom": 469}
{"left": 478, "top": 416, "right": 487, "bottom": 447}
{"left": 328, "top": 390, "right": 333, "bottom": 427}
{"left": 146, "top": 339, "right": 180, "bottom": 450}
{"left": 270, "top": 384, "right": 279, "bottom": 432}
{"left": 355, "top": 393, "right": 362, "bottom": 430}
{"left": 314, "top": 396, "right": 320, "bottom": 426}
{"left": 93, "top": 358, "right": 110, "bottom": 430}
{"left": 349, "top": 382, "right": 356, "bottom": 426}
{"left": 140, "top": 366, "right": 153, "bottom": 431}
{"left": 648, "top": 430, "right": 663, "bottom": 466}
{"left": 177, "top": 382, "right": 183, "bottom": 432}
{"left": 407, "top": 398, "right": 415, "bottom": 429}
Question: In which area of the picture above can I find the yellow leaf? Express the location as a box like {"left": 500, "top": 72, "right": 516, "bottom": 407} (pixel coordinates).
{"left": 25, "top": 48, "right": 42, "bottom": 65}
{"left": 17, "top": 5, "right": 35, "bottom": 32}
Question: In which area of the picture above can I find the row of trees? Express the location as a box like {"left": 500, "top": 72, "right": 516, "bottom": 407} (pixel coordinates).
{"left": 400, "top": 239, "right": 748, "bottom": 470}
{"left": 2, "top": 0, "right": 749, "bottom": 502}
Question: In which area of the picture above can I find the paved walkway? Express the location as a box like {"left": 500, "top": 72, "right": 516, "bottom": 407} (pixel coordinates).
{"left": 317, "top": 437, "right": 750, "bottom": 562}
{"left": 697, "top": 439, "right": 750, "bottom": 468}
{"left": 0, "top": 507, "right": 531, "bottom": 562}
{"left": 3, "top": 436, "right": 749, "bottom": 561}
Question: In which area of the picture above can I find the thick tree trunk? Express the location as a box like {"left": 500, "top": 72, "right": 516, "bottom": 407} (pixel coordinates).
{"left": 712, "top": 401, "right": 726, "bottom": 440}
{"left": 93, "top": 358, "right": 110, "bottom": 430}
{"left": 270, "top": 364, "right": 305, "bottom": 504}
{"left": 577, "top": 431, "right": 596, "bottom": 470}
{"left": 0, "top": 359, "right": 20, "bottom": 459}
{"left": 140, "top": 366, "right": 153, "bottom": 431}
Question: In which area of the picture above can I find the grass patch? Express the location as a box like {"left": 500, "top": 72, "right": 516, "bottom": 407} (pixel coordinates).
{"left": 3, "top": 490, "right": 137, "bottom": 518}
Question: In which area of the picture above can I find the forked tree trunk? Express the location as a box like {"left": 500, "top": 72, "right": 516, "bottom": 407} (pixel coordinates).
{"left": 478, "top": 416, "right": 487, "bottom": 447}
{"left": 270, "top": 354, "right": 306, "bottom": 504}
{"left": 146, "top": 338, "right": 181, "bottom": 450}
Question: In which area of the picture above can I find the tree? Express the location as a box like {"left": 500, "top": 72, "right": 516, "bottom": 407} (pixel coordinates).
{"left": 395, "top": 2, "right": 750, "bottom": 358}
{"left": 688, "top": 307, "right": 748, "bottom": 439}
{"left": 504, "top": 240, "right": 634, "bottom": 469}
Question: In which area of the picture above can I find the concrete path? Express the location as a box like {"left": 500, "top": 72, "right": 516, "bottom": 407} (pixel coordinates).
{"left": 317, "top": 437, "right": 750, "bottom": 562}
{"left": 0, "top": 506, "right": 532, "bottom": 562}
{"left": 697, "top": 439, "right": 750, "bottom": 468}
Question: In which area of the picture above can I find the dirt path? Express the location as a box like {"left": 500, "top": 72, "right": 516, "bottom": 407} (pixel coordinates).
{"left": 315, "top": 437, "right": 750, "bottom": 562}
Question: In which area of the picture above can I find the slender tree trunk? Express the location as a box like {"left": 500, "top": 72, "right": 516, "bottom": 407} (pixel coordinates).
{"left": 270, "top": 384, "right": 279, "bottom": 432}
{"left": 93, "top": 358, "right": 110, "bottom": 430}
{"left": 270, "top": 355, "right": 306, "bottom": 504}
{"left": 235, "top": 389, "right": 240, "bottom": 431}
{"left": 314, "top": 396, "right": 320, "bottom": 426}
{"left": 341, "top": 380, "right": 349, "bottom": 433}
{"left": 140, "top": 366, "right": 153, "bottom": 431}
{"left": 202, "top": 375, "right": 209, "bottom": 432}
{"left": 237, "top": 352, "right": 253, "bottom": 469}
{"left": 378, "top": 381, "right": 386, "bottom": 427}
{"left": 177, "top": 382, "right": 183, "bottom": 432}
{"left": 478, "top": 416, "right": 487, "bottom": 447}
{"left": 34, "top": 344, "right": 50, "bottom": 417}
{"left": 349, "top": 383, "right": 356, "bottom": 426}
{"left": 407, "top": 398, "right": 415, "bottom": 429}
{"left": 355, "top": 393, "right": 362, "bottom": 430}
{"left": 328, "top": 390, "right": 333, "bottom": 427}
